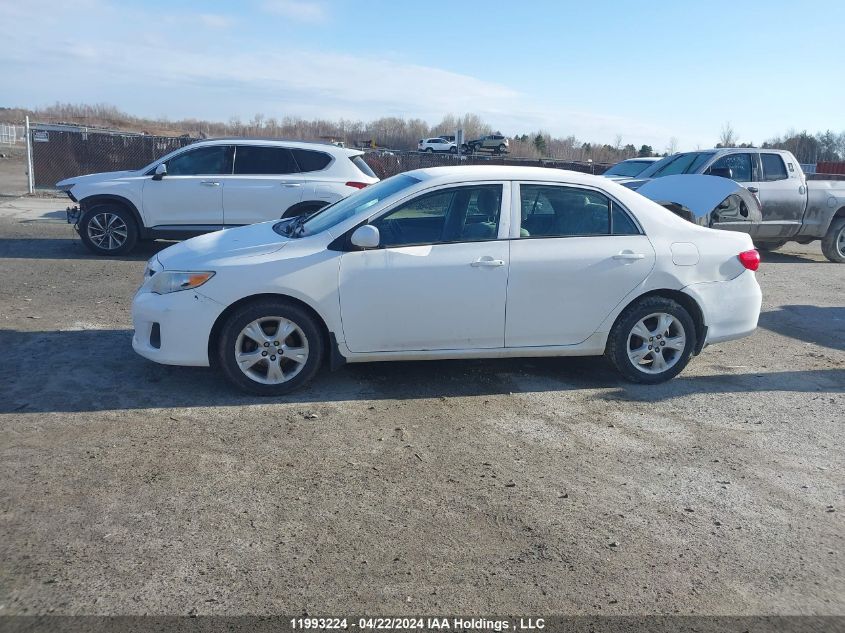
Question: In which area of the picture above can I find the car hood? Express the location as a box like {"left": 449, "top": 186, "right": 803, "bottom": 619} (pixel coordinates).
{"left": 636, "top": 174, "right": 762, "bottom": 226}
{"left": 156, "top": 221, "right": 290, "bottom": 270}
{"left": 56, "top": 170, "right": 138, "bottom": 188}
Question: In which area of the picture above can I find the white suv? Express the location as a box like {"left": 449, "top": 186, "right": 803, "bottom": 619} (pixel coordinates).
{"left": 418, "top": 138, "right": 458, "bottom": 153}
{"left": 57, "top": 139, "right": 379, "bottom": 255}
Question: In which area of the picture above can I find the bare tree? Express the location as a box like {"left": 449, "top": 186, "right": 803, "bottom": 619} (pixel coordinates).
{"left": 666, "top": 137, "right": 679, "bottom": 155}
{"left": 613, "top": 134, "right": 623, "bottom": 152}
{"left": 719, "top": 122, "right": 738, "bottom": 147}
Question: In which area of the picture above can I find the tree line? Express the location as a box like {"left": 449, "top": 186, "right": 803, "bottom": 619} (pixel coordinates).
{"left": 2, "top": 104, "right": 843, "bottom": 164}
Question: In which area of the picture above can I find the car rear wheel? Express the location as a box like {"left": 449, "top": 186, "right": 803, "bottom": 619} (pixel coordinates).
{"left": 425, "top": 148, "right": 434, "bottom": 153}
{"left": 821, "top": 217, "right": 845, "bottom": 263}
{"left": 79, "top": 204, "right": 138, "bottom": 255}
{"left": 217, "top": 299, "right": 324, "bottom": 395}
{"left": 606, "top": 296, "right": 696, "bottom": 384}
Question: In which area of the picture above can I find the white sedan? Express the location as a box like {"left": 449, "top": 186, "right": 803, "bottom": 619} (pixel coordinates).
{"left": 132, "top": 166, "right": 762, "bottom": 394}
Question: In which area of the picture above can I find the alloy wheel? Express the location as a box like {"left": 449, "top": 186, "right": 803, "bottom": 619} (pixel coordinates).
{"left": 87, "top": 212, "right": 128, "bottom": 250}
{"left": 234, "top": 317, "right": 309, "bottom": 385}
{"left": 626, "top": 312, "right": 687, "bottom": 375}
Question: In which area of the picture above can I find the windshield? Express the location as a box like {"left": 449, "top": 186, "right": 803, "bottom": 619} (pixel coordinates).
{"left": 647, "top": 152, "right": 715, "bottom": 178}
{"left": 288, "top": 174, "right": 421, "bottom": 237}
{"left": 604, "top": 160, "right": 652, "bottom": 177}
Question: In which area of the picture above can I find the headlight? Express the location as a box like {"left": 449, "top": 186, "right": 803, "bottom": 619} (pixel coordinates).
{"left": 147, "top": 271, "right": 215, "bottom": 295}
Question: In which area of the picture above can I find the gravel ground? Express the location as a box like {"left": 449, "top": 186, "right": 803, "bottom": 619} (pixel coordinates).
{"left": 0, "top": 197, "right": 842, "bottom": 617}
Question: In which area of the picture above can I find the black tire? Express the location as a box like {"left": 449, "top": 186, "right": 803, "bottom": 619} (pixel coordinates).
{"left": 425, "top": 147, "right": 434, "bottom": 153}
{"left": 605, "top": 296, "right": 696, "bottom": 384}
{"left": 757, "top": 241, "right": 787, "bottom": 251}
{"left": 497, "top": 143, "right": 507, "bottom": 153}
{"left": 821, "top": 216, "right": 845, "bottom": 263}
{"left": 78, "top": 204, "right": 138, "bottom": 255}
{"left": 216, "top": 299, "right": 324, "bottom": 396}
{"left": 449, "top": 146, "right": 458, "bottom": 154}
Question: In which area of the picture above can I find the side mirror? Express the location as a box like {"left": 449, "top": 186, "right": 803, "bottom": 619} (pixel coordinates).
{"left": 152, "top": 163, "right": 167, "bottom": 180}
{"left": 350, "top": 225, "right": 380, "bottom": 249}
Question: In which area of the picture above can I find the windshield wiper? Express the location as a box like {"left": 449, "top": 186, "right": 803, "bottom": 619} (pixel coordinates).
{"left": 283, "top": 214, "right": 308, "bottom": 237}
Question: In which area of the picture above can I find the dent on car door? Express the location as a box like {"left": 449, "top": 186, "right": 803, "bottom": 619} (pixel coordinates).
{"left": 338, "top": 183, "right": 510, "bottom": 353}
{"left": 505, "top": 183, "right": 656, "bottom": 347}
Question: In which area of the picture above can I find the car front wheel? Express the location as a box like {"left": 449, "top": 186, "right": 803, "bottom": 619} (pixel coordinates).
{"left": 78, "top": 205, "right": 138, "bottom": 255}
{"left": 217, "top": 299, "right": 324, "bottom": 395}
{"left": 606, "top": 296, "right": 696, "bottom": 384}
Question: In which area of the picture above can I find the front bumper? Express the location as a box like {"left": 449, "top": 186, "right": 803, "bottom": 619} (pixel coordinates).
{"left": 683, "top": 271, "right": 762, "bottom": 345}
{"left": 132, "top": 289, "right": 225, "bottom": 366}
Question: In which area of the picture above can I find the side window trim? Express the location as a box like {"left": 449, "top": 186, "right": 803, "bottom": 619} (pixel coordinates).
{"left": 513, "top": 182, "right": 644, "bottom": 238}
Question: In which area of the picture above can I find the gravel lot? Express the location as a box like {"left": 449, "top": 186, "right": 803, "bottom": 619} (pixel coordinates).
{"left": 0, "top": 196, "right": 842, "bottom": 617}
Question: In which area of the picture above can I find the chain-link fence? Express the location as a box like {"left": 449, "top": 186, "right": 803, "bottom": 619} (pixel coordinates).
{"left": 29, "top": 123, "right": 196, "bottom": 188}
{"left": 23, "top": 123, "right": 609, "bottom": 190}
{"left": 362, "top": 150, "right": 609, "bottom": 179}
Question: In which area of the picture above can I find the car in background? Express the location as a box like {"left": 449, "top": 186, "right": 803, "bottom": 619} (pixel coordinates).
{"left": 602, "top": 157, "right": 661, "bottom": 179}
{"left": 418, "top": 138, "right": 458, "bottom": 153}
{"left": 57, "top": 139, "right": 379, "bottom": 255}
{"left": 466, "top": 134, "right": 509, "bottom": 154}
{"left": 617, "top": 148, "right": 845, "bottom": 261}
{"left": 132, "top": 166, "right": 762, "bottom": 395}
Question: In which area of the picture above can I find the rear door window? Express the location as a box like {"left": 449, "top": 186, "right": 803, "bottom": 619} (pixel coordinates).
{"left": 761, "top": 153, "right": 788, "bottom": 181}
{"left": 234, "top": 145, "right": 298, "bottom": 175}
{"left": 292, "top": 149, "right": 332, "bottom": 172}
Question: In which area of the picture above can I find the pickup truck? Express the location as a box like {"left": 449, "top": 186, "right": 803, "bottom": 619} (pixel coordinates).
{"left": 621, "top": 148, "right": 845, "bottom": 262}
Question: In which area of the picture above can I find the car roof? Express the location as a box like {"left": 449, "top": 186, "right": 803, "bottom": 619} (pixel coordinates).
{"left": 189, "top": 138, "right": 363, "bottom": 156}
{"left": 411, "top": 165, "right": 608, "bottom": 186}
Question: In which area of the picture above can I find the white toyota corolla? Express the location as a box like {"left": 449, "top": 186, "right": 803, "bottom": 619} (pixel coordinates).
{"left": 132, "top": 166, "right": 762, "bottom": 394}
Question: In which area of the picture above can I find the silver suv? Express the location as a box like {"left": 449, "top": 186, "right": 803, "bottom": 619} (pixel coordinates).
{"left": 467, "top": 134, "right": 509, "bottom": 154}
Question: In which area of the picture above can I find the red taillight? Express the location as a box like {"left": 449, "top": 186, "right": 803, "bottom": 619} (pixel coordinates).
{"left": 739, "top": 249, "right": 760, "bottom": 271}
{"left": 346, "top": 181, "right": 368, "bottom": 189}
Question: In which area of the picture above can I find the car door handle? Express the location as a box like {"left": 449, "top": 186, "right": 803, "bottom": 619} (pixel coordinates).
{"left": 471, "top": 257, "right": 505, "bottom": 267}
{"left": 200, "top": 180, "right": 220, "bottom": 186}
{"left": 746, "top": 186, "right": 759, "bottom": 193}
{"left": 612, "top": 251, "right": 645, "bottom": 261}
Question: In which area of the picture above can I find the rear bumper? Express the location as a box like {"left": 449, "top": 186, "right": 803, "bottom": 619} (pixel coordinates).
{"left": 683, "top": 271, "right": 762, "bottom": 345}
{"left": 132, "top": 289, "right": 225, "bottom": 366}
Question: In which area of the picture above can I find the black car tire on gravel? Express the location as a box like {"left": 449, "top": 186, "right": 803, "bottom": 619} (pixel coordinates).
{"left": 78, "top": 204, "right": 138, "bottom": 256}
{"left": 821, "top": 216, "right": 845, "bottom": 263}
{"left": 216, "top": 299, "right": 324, "bottom": 396}
{"left": 605, "top": 296, "right": 697, "bottom": 384}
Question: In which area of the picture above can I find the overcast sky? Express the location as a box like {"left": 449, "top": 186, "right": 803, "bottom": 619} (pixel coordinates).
{"left": 2, "top": 0, "right": 844, "bottom": 150}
